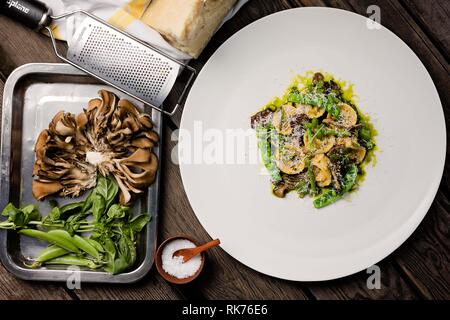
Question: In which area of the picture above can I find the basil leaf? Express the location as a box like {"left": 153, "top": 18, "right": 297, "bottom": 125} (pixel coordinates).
{"left": 103, "top": 237, "right": 117, "bottom": 274}
{"left": 110, "top": 235, "right": 136, "bottom": 274}
{"left": 49, "top": 206, "right": 61, "bottom": 221}
{"left": 106, "top": 204, "right": 129, "bottom": 222}
{"left": 96, "top": 176, "right": 119, "bottom": 210}
{"left": 21, "top": 204, "right": 35, "bottom": 216}
{"left": 2, "top": 203, "right": 19, "bottom": 218}
{"left": 60, "top": 202, "right": 84, "bottom": 215}
{"left": 81, "top": 190, "right": 95, "bottom": 213}
{"left": 129, "top": 214, "right": 151, "bottom": 233}
{"left": 91, "top": 194, "right": 106, "bottom": 223}
{"left": 1, "top": 204, "right": 40, "bottom": 228}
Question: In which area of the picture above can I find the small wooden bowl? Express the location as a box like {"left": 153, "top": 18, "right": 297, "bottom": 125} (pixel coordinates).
{"left": 155, "top": 235, "right": 205, "bottom": 284}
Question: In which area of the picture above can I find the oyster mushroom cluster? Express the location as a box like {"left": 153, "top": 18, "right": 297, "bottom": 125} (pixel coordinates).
{"left": 33, "top": 90, "right": 159, "bottom": 204}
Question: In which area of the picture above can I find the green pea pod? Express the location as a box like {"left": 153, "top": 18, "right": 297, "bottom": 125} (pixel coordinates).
{"left": 28, "top": 245, "right": 69, "bottom": 268}
{"left": 256, "top": 126, "right": 281, "bottom": 182}
{"left": 36, "top": 245, "right": 69, "bottom": 262}
{"left": 47, "top": 230, "right": 80, "bottom": 252}
{"left": 307, "top": 159, "right": 317, "bottom": 196}
{"left": 19, "top": 229, "right": 79, "bottom": 253}
{"left": 72, "top": 235, "right": 100, "bottom": 259}
{"left": 44, "top": 255, "right": 101, "bottom": 269}
{"left": 313, "top": 189, "right": 341, "bottom": 209}
{"left": 85, "top": 238, "right": 105, "bottom": 253}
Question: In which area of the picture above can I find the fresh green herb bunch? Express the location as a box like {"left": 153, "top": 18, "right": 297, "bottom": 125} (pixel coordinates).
{"left": 0, "top": 176, "right": 151, "bottom": 274}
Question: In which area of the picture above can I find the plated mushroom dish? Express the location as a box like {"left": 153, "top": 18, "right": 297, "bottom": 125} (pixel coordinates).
{"left": 251, "top": 72, "right": 377, "bottom": 208}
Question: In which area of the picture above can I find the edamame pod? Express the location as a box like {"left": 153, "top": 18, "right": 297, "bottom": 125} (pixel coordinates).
{"left": 19, "top": 229, "right": 79, "bottom": 253}
{"left": 72, "top": 235, "right": 100, "bottom": 259}
{"left": 44, "top": 255, "right": 101, "bottom": 269}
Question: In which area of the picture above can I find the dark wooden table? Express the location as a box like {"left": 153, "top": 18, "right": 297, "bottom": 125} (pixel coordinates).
{"left": 0, "top": 0, "right": 449, "bottom": 300}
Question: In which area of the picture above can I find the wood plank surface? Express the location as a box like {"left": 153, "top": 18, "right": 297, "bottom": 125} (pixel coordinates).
{"left": 401, "top": 0, "right": 450, "bottom": 61}
{"left": 393, "top": 192, "right": 450, "bottom": 299}
{"left": 0, "top": 17, "right": 61, "bottom": 72}
{"left": 308, "top": 259, "right": 418, "bottom": 300}
{"left": 0, "top": 262, "right": 72, "bottom": 300}
{"left": 71, "top": 273, "right": 184, "bottom": 300}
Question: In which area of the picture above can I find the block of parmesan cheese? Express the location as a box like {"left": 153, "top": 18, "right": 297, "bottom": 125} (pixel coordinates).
{"left": 142, "top": 0, "right": 238, "bottom": 58}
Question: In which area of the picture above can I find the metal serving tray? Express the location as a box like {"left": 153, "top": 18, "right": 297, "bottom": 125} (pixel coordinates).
{"left": 0, "top": 63, "right": 161, "bottom": 283}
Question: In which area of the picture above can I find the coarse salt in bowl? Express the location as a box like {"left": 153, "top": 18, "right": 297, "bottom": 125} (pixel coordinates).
{"left": 155, "top": 235, "right": 205, "bottom": 284}
{"left": 161, "top": 239, "right": 202, "bottom": 279}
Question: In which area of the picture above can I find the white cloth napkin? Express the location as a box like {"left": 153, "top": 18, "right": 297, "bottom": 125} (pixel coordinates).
{"left": 42, "top": 0, "right": 249, "bottom": 61}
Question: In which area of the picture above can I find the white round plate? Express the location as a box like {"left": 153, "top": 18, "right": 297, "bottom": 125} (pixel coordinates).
{"left": 179, "top": 8, "right": 446, "bottom": 281}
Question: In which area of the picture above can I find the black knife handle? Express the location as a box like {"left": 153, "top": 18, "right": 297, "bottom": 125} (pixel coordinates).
{"left": 1, "top": 0, "right": 52, "bottom": 30}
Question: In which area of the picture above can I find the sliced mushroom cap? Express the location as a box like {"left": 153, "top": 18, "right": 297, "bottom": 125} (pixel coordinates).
{"left": 32, "top": 180, "right": 63, "bottom": 200}
{"left": 312, "top": 154, "right": 332, "bottom": 187}
{"left": 304, "top": 105, "right": 326, "bottom": 118}
{"left": 273, "top": 183, "right": 288, "bottom": 198}
{"left": 117, "top": 99, "right": 140, "bottom": 117}
{"left": 336, "top": 136, "right": 358, "bottom": 148}
{"left": 350, "top": 147, "right": 366, "bottom": 164}
{"left": 324, "top": 103, "right": 357, "bottom": 128}
{"left": 143, "top": 131, "right": 159, "bottom": 143}
{"left": 87, "top": 98, "right": 102, "bottom": 112}
{"left": 304, "top": 134, "right": 335, "bottom": 154}
{"left": 35, "top": 130, "right": 50, "bottom": 160}
{"left": 119, "top": 153, "right": 158, "bottom": 187}
{"left": 49, "top": 111, "right": 76, "bottom": 136}
{"left": 276, "top": 144, "right": 306, "bottom": 174}
{"left": 130, "top": 136, "right": 154, "bottom": 148}
{"left": 272, "top": 103, "right": 300, "bottom": 135}
{"left": 115, "top": 175, "right": 132, "bottom": 204}
{"left": 334, "top": 137, "right": 366, "bottom": 164}
{"left": 138, "top": 114, "right": 153, "bottom": 129}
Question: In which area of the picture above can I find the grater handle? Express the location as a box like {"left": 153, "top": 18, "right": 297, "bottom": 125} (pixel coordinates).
{"left": 1, "top": 0, "right": 52, "bottom": 30}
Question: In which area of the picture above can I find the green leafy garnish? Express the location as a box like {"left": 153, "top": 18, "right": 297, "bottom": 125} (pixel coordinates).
{"left": 0, "top": 176, "right": 151, "bottom": 274}
{"left": 341, "top": 164, "right": 358, "bottom": 193}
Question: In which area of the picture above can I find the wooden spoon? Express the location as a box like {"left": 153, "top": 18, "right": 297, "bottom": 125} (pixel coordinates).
{"left": 173, "top": 239, "right": 221, "bottom": 263}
